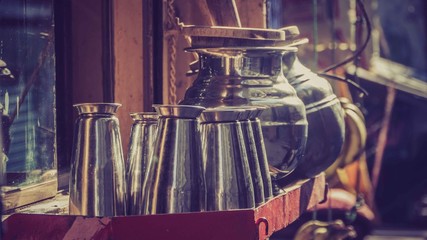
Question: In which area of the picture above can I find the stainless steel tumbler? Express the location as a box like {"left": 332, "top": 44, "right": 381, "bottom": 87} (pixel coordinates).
{"left": 127, "top": 112, "right": 158, "bottom": 215}
{"left": 69, "top": 103, "right": 127, "bottom": 217}
{"left": 217, "top": 106, "right": 265, "bottom": 206}
{"left": 144, "top": 105, "right": 206, "bottom": 214}
{"left": 201, "top": 108, "right": 256, "bottom": 211}
{"left": 249, "top": 107, "right": 274, "bottom": 200}
{"left": 239, "top": 108, "right": 266, "bottom": 206}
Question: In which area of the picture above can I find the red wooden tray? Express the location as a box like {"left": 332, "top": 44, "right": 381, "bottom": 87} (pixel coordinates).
{"left": 2, "top": 174, "right": 325, "bottom": 240}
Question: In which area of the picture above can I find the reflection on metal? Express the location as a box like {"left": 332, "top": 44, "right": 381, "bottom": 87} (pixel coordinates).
{"left": 323, "top": 100, "right": 376, "bottom": 210}
{"left": 181, "top": 46, "right": 308, "bottom": 184}
{"left": 144, "top": 105, "right": 206, "bottom": 214}
{"left": 1, "top": 103, "right": 58, "bottom": 211}
{"left": 0, "top": 103, "right": 4, "bottom": 185}
{"left": 250, "top": 108, "right": 274, "bottom": 201}
{"left": 239, "top": 108, "right": 266, "bottom": 206}
{"left": 0, "top": 59, "right": 15, "bottom": 84}
{"left": 126, "top": 112, "right": 158, "bottom": 215}
{"left": 213, "top": 106, "right": 273, "bottom": 203}
{"left": 0, "top": 1, "right": 58, "bottom": 210}
{"left": 294, "top": 220, "right": 357, "bottom": 240}
{"left": 325, "top": 98, "right": 366, "bottom": 178}
{"left": 281, "top": 52, "right": 345, "bottom": 182}
{"left": 201, "top": 107, "right": 256, "bottom": 210}
{"left": 69, "top": 103, "right": 127, "bottom": 217}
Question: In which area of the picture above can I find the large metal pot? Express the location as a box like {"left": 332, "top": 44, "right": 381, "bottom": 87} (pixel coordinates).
{"left": 180, "top": 37, "right": 308, "bottom": 182}
{"left": 279, "top": 51, "right": 345, "bottom": 183}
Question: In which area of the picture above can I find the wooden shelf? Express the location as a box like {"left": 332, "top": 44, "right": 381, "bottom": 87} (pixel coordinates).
{"left": 2, "top": 173, "right": 325, "bottom": 240}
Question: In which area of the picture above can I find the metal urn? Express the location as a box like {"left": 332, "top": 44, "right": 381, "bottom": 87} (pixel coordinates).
{"left": 180, "top": 26, "right": 308, "bottom": 183}
{"left": 281, "top": 50, "right": 345, "bottom": 183}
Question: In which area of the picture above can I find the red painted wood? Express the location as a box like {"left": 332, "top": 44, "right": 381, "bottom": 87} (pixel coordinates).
{"left": 2, "top": 214, "right": 111, "bottom": 240}
{"left": 2, "top": 175, "right": 325, "bottom": 240}
{"left": 254, "top": 173, "right": 326, "bottom": 239}
{"left": 112, "top": 210, "right": 257, "bottom": 240}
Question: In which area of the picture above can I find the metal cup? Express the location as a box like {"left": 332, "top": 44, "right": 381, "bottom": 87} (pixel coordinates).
{"left": 217, "top": 106, "right": 266, "bottom": 206}
{"left": 239, "top": 108, "right": 267, "bottom": 206}
{"left": 69, "top": 103, "right": 127, "bottom": 217}
{"left": 201, "top": 108, "right": 256, "bottom": 211}
{"left": 249, "top": 107, "right": 274, "bottom": 200}
{"left": 143, "top": 105, "right": 206, "bottom": 214}
{"left": 126, "top": 112, "right": 158, "bottom": 215}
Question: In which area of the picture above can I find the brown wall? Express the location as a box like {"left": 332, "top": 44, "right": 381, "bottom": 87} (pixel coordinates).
{"left": 70, "top": 0, "right": 145, "bottom": 159}
{"left": 71, "top": 0, "right": 104, "bottom": 103}
{"left": 113, "top": 0, "right": 144, "bottom": 156}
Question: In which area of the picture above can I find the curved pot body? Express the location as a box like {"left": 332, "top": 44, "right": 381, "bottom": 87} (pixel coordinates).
{"left": 181, "top": 48, "right": 308, "bottom": 181}
{"left": 281, "top": 52, "right": 345, "bottom": 182}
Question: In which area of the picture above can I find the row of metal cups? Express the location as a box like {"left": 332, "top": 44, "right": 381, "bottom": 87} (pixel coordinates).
{"left": 69, "top": 103, "right": 273, "bottom": 217}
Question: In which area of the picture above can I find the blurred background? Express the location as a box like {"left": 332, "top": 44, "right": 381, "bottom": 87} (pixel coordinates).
{"left": 0, "top": 0, "right": 426, "bottom": 239}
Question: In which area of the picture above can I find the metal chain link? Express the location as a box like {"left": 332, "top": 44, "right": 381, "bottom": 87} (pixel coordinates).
{"left": 166, "top": 0, "right": 178, "bottom": 104}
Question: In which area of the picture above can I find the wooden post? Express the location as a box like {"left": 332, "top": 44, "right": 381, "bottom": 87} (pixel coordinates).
{"left": 112, "top": 0, "right": 144, "bottom": 156}
{"left": 71, "top": 0, "right": 105, "bottom": 104}
{"left": 70, "top": 0, "right": 146, "bottom": 160}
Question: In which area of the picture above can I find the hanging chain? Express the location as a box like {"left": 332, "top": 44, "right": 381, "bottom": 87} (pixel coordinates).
{"left": 311, "top": 0, "right": 319, "bottom": 228}
{"left": 312, "top": 0, "right": 318, "bottom": 72}
{"left": 346, "top": 0, "right": 368, "bottom": 225}
{"left": 327, "top": 0, "right": 336, "bottom": 224}
{"left": 166, "top": 0, "right": 178, "bottom": 104}
{"left": 0, "top": 40, "right": 3, "bottom": 60}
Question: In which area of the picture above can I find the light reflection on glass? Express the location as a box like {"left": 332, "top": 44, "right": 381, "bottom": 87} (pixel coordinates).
{"left": 0, "top": 0, "right": 56, "bottom": 190}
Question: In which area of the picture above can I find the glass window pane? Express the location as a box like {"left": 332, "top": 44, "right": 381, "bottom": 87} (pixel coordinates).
{"left": 0, "top": 0, "right": 56, "bottom": 207}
